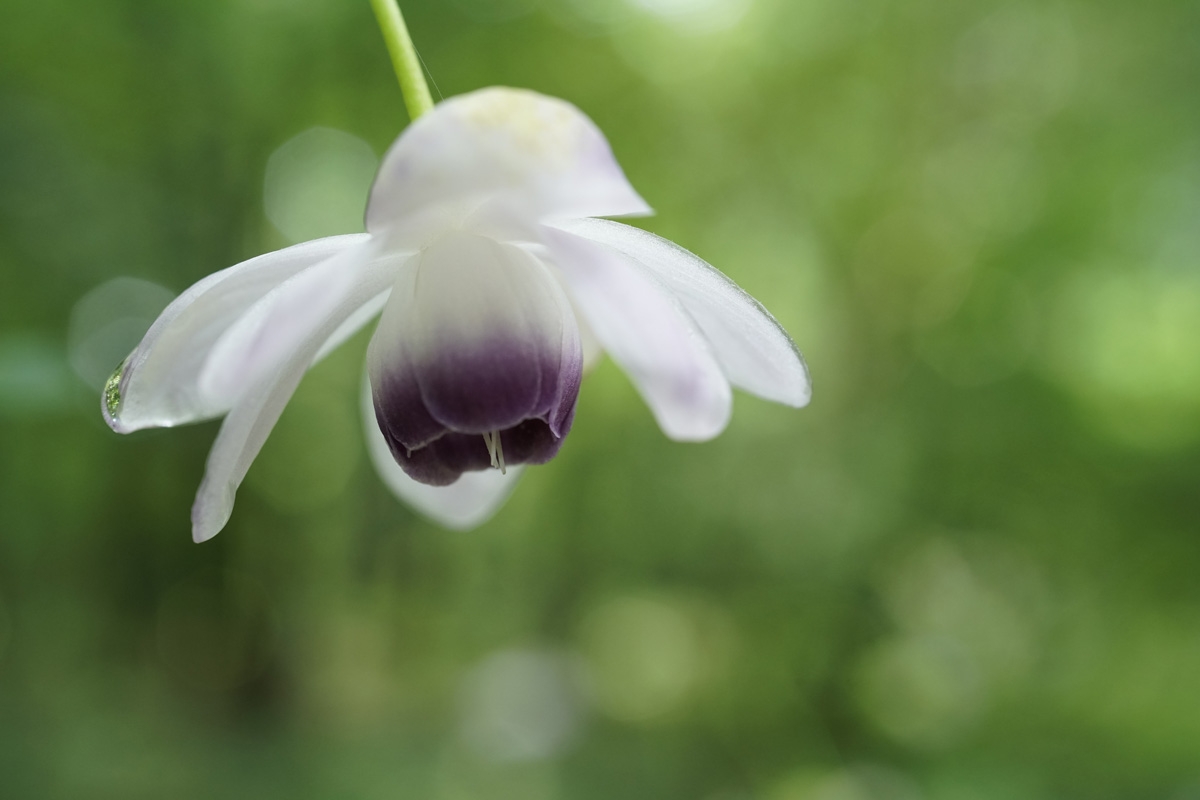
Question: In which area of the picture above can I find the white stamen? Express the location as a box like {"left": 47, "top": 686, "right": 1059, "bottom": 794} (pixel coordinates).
{"left": 482, "top": 430, "right": 506, "bottom": 474}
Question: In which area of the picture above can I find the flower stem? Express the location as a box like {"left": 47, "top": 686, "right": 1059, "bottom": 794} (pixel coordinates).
{"left": 368, "top": 0, "right": 434, "bottom": 121}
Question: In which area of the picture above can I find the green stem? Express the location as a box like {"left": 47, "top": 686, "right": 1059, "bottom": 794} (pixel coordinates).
{"left": 368, "top": 0, "right": 434, "bottom": 121}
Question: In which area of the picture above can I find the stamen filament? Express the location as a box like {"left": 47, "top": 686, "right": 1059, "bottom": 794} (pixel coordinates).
{"left": 482, "top": 431, "right": 506, "bottom": 474}
{"left": 483, "top": 430, "right": 497, "bottom": 466}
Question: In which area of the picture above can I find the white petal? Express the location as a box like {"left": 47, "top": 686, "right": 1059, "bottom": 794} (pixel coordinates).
{"left": 552, "top": 218, "right": 811, "bottom": 407}
{"left": 199, "top": 239, "right": 403, "bottom": 406}
{"left": 514, "top": 241, "right": 604, "bottom": 374}
{"left": 360, "top": 376, "right": 522, "bottom": 529}
{"left": 366, "top": 88, "right": 650, "bottom": 245}
{"left": 541, "top": 226, "right": 732, "bottom": 441}
{"left": 106, "top": 235, "right": 370, "bottom": 433}
{"left": 576, "top": 311, "right": 604, "bottom": 374}
{"left": 190, "top": 251, "right": 398, "bottom": 543}
{"left": 315, "top": 289, "right": 391, "bottom": 364}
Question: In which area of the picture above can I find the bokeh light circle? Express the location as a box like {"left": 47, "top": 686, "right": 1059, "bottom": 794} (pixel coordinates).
{"left": 263, "top": 127, "right": 378, "bottom": 244}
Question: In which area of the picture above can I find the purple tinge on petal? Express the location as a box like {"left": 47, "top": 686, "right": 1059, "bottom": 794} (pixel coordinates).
{"left": 418, "top": 336, "right": 552, "bottom": 434}
{"left": 541, "top": 339, "right": 581, "bottom": 439}
{"left": 368, "top": 230, "right": 585, "bottom": 488}
{"left": 372, "top": 365, "right": 447, "bottom": 453}
{"left": 387, "top": 412, "right": 574, "bottom": 487}
{"left": 499, "top": 412, "right": 576, "bottom": 465}
{"left": 383, "top": 429, "right": 492, "bottom": 487}
{"left": 372, "top": 335, "right": 583, "bottom": 487}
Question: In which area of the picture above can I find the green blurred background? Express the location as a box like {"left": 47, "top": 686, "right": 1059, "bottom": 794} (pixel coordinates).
{"left": 3, "top": 0, "right": 1200, "bottom": 797}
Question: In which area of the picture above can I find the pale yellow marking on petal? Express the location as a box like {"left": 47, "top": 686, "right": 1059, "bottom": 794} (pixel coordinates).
{"left": 459, "top": 89, "right": 580, "bottom": 168}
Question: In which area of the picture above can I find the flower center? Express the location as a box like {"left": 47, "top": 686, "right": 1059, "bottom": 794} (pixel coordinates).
{"left": 482, "top": 430, "right": 506, "bottom": 474}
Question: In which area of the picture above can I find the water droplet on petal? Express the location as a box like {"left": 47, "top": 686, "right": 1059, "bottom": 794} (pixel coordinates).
{"left": 104, "top": 358, "right": 127, "bottom": 423}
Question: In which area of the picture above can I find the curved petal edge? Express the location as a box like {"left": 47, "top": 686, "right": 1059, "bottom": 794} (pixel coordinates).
{"left": 366, "top": 88, "right": 651, "bottom": 246}
{"left": 541, "top": 225, "right": 733, "bottom": 442}
{"left": 551, "top": 218, "right": 811, "bottom": 408}
{"left": 104, "top": 234, "right": 372, "bottom": 434}
{"left": 189, "top": 248, "right": 399, "bottom": 542}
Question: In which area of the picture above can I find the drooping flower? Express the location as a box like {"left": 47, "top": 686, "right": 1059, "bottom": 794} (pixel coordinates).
{"left": 103, "top": 87, "right": 811, "bottom": 542}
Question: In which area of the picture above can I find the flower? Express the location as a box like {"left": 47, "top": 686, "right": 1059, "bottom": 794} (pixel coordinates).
{"left": 103, "top": 87, "right": 811, "bottom": 542}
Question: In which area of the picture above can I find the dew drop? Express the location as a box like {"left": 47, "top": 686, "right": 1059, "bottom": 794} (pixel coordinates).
{"left": 104, "top": 358, "right": 127, "bottom": 422}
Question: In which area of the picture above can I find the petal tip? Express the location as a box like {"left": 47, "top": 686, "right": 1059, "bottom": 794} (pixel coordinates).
{"left": 792, "top": 383, "right": 813, "bottom": 409}
{"left": 784, "top": 355, "right": 814, "bottom": 408}
{"left": 190, "top": 485, "right": 233, "bottom": 543}
{"left": 610, "top": 201, "right": 655, "bottom": 219}
{"left": 191, "top": 519, "right": 222, "bottom": 544}
{"left": 394, "top": 469, "right": 524, "bottom": 531}
{"left": 654, "top": 390, "right": 733, "bottom": 443}
{"left": 661, "top": 421, "right": 730, "bottom": 444}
